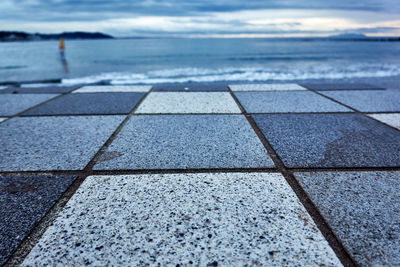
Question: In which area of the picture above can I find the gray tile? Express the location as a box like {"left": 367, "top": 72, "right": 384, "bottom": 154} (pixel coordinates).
{"left": 0, "top": 86, "right": 78, "bottom": 94}
{"left": 230, "top": 83, "right": 306, "bottom": 91}
{"left": 0, "top": 94, "right": 58, "bottom": 116}
{"left": 23, "top": 173, "right": 340, "bottom": 266}
{"left": 94, "top": 115, "right": 274, "bottom": 170}
{"left": 295, "top": 171, "right": 400, "bottom": 266}
{"left": 368, "top": 113, "right": 400, "bottom": 130}
{"left": 0, "top": 116, "right": 124, "bottom": 171}
{"left": 154, "top": 84, "right": 228, "bottom": 92}
{"left": 253, "top": 113, "right": 400, "bottom": 168}
{"left": 301, "top": 83, "right": 384, "bottom": 91}
{"left": 23, "top": 92, "right": 146, "bottom": 115}
{"left": 321, "top": 90, "right": 400, "bottom": 112}
{"left": 135, "top": 92, "right": 240, "bottom": 114}
{"left": 73, "top": 85, "right": 152, "bottom": 93}
{"left": 0, "top": 174, "right": 76, "bottom": 265}
{"left": 235, "top": 91, "right": 351, "bottom": 113}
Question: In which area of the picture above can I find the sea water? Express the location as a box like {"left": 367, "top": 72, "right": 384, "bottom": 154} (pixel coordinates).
{"left": 0, "top": 38, "right": 400, "bottom": 85}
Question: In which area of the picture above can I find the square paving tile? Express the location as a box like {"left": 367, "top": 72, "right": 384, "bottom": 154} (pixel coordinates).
{"left": 235, "top": 91, "right": 351, "bottom": 113}
{"left": 23, "top": 92, "right": 145, "bottom": 115}
{"left": 73, "top": 85, "right": 152, "bottom": 93}
{"left": 368, "top": 113, "right": 400, "bottom": 130}
{"left": 295, "top": 171, "right": 400, "bottom": 266}
{"left": 253, "top": 113, "right": 400, "bottom": 168}
{"left": 230, "top": 83, "right": 306, "bottom": 91}
{"left": 154, "top": 84, "right": 228, "bottom": 92}
{"left": 0, "top": 174, "right": 76, "bottom": 265}
{"left": 94, "top": 115, "right": 273, "bottom": 170}
{"left": 0, "top": 116, "right": 124, "bottom": 171}
{"left": 0, "top": 94, "right": 58, "bottom": 116}
{"left": 321, "top": 90, "right": 400, "bottom": 112}
{"left": 23, "top": 173, "right": 340, "bottom": 266}
{"left": 301, "top": 83, "right": 384, "bottom": 91}
{"left": 135, "top": 92, "right": 240, "bottom": 114}
{"left": 0, "top": 86, "right": 78, "bottom": 94}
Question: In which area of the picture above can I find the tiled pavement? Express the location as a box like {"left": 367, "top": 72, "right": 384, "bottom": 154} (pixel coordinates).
{"left": 0, "top": 83, "right": 399, "bottom": 266}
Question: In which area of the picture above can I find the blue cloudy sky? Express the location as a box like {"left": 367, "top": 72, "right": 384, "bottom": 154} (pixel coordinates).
{"left": 1, "top": 0, "right": 400, "bottom": 37}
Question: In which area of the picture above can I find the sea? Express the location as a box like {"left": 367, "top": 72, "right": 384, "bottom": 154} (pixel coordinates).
{"left": 1, "top": 38, "right": 400, "bottom": 88}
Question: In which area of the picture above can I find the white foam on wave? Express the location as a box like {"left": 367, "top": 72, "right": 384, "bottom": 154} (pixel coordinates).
{"left": 62, "top": 64, "right": 400, "bottom": 85}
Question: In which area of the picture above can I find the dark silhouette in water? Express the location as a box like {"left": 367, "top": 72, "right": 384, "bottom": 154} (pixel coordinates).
{"left": 59, "top": 37, "right": 69, "bottom": 74}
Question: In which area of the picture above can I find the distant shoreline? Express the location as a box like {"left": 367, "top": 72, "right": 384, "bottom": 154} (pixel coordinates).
{"left": 1, "top": 31, "right": 399, "bottom": 42}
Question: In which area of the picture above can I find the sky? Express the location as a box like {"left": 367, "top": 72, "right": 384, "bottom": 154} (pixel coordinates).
{"left": 1, "top": 0, "right": 400, "bottom": 37}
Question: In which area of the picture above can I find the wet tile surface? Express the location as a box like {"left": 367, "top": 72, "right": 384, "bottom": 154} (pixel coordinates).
{"left": 0, "top": 174, "right": 76, "bottom": 265}
{"left": 0, "top": 86, "right": 78, "bottom": 94}
{"left": 301, "top": 83, "right": 384, "bottom": 91}
{"left": 154, "top": 84, "right": 228, "bottom": 92}
{"left": 321, "top": 90, "right": 400, "bottom": 112}
{"left": 253, "top": 113, "right": 400, "bottom": 168}
{"left": 94, "top": 115, "right": 274, "bottom": 170}
{"left": 295, "top": 171, "right": 400, "bottom": 266}
{"left": 368, "top": 113, "right": 400, "bottom": 130}
{"left": 23, "top": 173, "right": 340, "bottom": 266}
{"left": 23, "top": 92, "right": 145, "bottom": 115}
{"left": 0, "top": 94, "right": 58, "bottom": 116}
{"left": 73, "top": 85, "right": 152, "bottom": 93}
{"left": 235, "top": 91, "right": 351, "bottom": 113}
{"left": 0, "top": 116, "right": 124, "bottom": 171}
{"left": 230, "top": 83, "right": 306, "bottom": 91}
{"left": 135, "top": 92, "right": 240, "bottom": 114}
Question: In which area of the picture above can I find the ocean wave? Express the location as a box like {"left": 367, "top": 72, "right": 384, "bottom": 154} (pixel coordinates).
{"left": 62, "top": 64, "right": 400, "bottom": 85}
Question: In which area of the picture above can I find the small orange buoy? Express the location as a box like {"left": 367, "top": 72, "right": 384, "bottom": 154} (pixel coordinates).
{"left": 59, "top": 37, "right": 65, "bottom": 50}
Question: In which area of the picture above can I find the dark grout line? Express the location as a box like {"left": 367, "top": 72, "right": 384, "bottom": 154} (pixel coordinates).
{"left": 308, "top": 89, "right": 400, "bottom": 134}
{"left": 0, "top": 168, "right": 279, "bottom": 177}
{"left": 0, "top": 89, "right": 79, "bottom": 123}
{"left": 290, "top": 166, "right": 400, "bottom": 172}
{"left": 4, "top": 173, "right": 89, "bottom": 266}
{"left": 228, "top": 86, "right": 358, "bottom": 267}
{"left": 82, "top": 86, "right": 155, "bottom": 172}
{"left": 5, "top": 86, "right": 157, "bottom": 265}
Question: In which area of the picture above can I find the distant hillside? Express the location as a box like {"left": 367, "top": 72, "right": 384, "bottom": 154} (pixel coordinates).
{"left": 328, "top": 33, "right": 400, "bottom": 41}
{"left": 0, "top": 31, "right": 113, "bottom": 42}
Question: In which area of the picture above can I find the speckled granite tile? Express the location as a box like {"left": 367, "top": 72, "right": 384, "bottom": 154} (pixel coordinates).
{"left": 301, "top": 83, "right": 384, "bottom": 91}
{"left": 154, "top": 84, "right": 228, "bottom": 92}
{"left": 0, "top": 116, "right": 124, "bottom": 171}
{"left": 0, "top": 94, "right": 58, "bottom": 116}
{"left": 0, "top": 86, "right": 78, "bottom": 94}
{"left": 135, "top": 92, "right": 240, "bottom": 114}
{"left": 368, "top": 113, "right": 400, "bottom": 130}
{"left": 253, "top": 113, "right": 400, "bottom": 168}
{"left": 73, "top": 85, "right": 152, "bottom": 93}
{"left": 23, "top": 92, "right": 145, "bottom": 115}
{"left": 321, "top": 90, "right": 400, "bottom": 112}
{"left": 229, "top": 83, "right": 306, "bottom": 91}
{"left": 235, "top": 91, "right": 351, "bottom": 113}
{"left": 94, "top": 115, "right": 273, "bottom": 170}
{"left": 295, "top": 171, "right": 400, "bottom": 266}
{"left": 0, "top": 174, "right": 76, "bottom": 265}
{"left": 23, "top": 173, "right": 341, "bottom": 266}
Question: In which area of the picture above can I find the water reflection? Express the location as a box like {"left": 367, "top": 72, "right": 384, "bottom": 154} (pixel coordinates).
{"left": 59, "top": 37, "right": 69, "bottom": 74}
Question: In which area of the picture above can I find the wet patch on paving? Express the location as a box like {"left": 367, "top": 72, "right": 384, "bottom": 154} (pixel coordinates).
{"left": 252, "top": 113, "right": 400, "bottom": 168}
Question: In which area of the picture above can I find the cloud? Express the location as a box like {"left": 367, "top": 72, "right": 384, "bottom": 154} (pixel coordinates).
{"left": 1, "top": 0, "right": 400, "bottom": 36}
